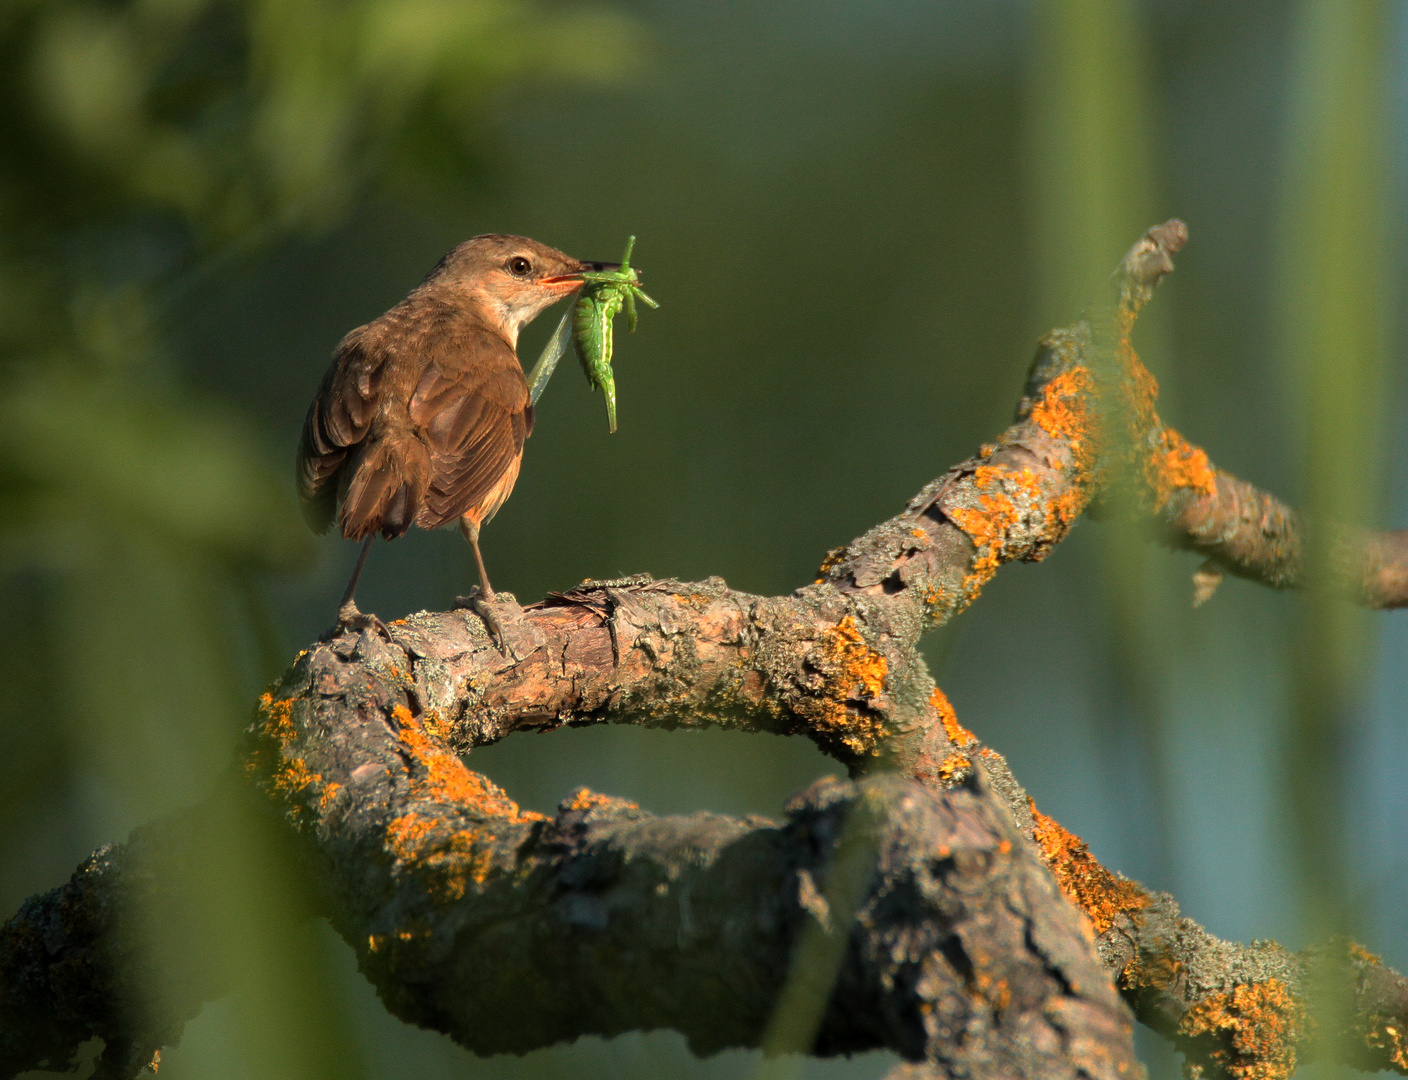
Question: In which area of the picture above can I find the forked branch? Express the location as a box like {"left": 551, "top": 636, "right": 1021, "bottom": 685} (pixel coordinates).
{"left": 1, "top": 222, "right": 1405, "bottom": 1080}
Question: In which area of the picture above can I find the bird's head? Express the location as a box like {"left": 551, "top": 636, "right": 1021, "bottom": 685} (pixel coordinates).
{"left": 423, "top": 234, "right": 618, "bottom": 346}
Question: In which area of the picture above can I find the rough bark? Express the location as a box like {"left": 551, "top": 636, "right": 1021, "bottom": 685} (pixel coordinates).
{"left": 3, "top": 221, "right": 1407, "bottom": 1080}
{"left": 1160, "top": 471, "right": 1408, "bottom": 607}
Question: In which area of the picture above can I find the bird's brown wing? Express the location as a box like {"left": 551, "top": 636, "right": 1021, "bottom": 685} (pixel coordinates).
{"left": 409, "top": 327, "right": 533, "bottom": 530}
{"left": 296, "top": 327, "right": 388, "bottom": 535}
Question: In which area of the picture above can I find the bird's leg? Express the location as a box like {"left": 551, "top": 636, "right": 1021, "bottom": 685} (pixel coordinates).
{"left": 454, "top": 518, "right": 543, "bottom": 660}
{"left": 329, "top": 535, "right": 389, "bottom": 638}
{"left": 338, "top": 535, "right": 374, "bottom": 615}
{"left": 464, "top": 519, "right": 495, "bottom": 598}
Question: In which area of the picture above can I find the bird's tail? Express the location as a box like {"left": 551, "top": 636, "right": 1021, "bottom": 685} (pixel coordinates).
{"left": 338, "top": 436, "right": 429, "bottom": 541}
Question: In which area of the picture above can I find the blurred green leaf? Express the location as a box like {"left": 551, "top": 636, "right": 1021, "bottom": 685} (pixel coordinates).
{"left": 1280, "top": 0, "right": 1393, "bottom": 942}
{"left": 0, "top": 368, "right": 311, "bottom": 569}
{"left": 0, "top": 0, "right": 640, "bottom": 1074}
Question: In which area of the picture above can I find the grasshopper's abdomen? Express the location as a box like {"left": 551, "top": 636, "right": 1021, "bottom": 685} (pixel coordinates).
{"left": 573, "top": 289, "right": 620, "bottom": 432}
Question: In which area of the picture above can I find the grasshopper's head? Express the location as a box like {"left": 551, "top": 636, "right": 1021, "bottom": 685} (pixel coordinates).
{"left": 578, "top": 238, "right": 648, "bottom": 292}
{"left": 422, "top": 233, "right": 620, "bottom": 346}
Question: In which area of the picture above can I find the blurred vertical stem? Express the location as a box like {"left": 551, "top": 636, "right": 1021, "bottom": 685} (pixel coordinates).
{"left": 1280, "top": 0, "right": 1392, "bottom": 942}
{"left": 1029, "top": 0, "right": 1175, "bottom": 891}
{"left": 752, "top": 803, "right": 879, "bottom": 1080}
{"left": 1029, "top": 0, "right": 1153, "bottom": 325}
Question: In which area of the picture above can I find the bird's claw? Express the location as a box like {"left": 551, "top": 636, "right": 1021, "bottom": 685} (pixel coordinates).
{"left": 326, "top": 600, "right": 392, "bottom": 642}
{"left": 454, "top": 589, "right": 544, "bottom": 660}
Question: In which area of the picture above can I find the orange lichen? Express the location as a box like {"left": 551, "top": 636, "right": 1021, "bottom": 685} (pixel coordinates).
{"left": 1144, "top": 427, "right": 1217, "bottom": 511}
{"left": 386, "top": 813, "right": 436, "bottom": 862}
{"left": 930, "top": 687, "right": 976, "bottom": 749}
{"left": 1106, "top": 333, "right": 1217, "bottom": 518}
{"left": 971, "top": 464, "right": 1005, "bottom": 489}
{"left": 1349, "top": 943, "right": 1405, "bottom": 1070}
{"left": 382, "top": 706, "right": 546, "bottom": 901}
{"left": 1046, "top": 486, "right": 1088, "bottom": 537}
{"left": 392, "top": 705, "right": 533, "bottom": 816}
{"left": 384, "top": 808, "right": 519, "bottom": 902}
{"left": 973, "top": 969, "right": 1012, "bottom": 1013}
{"left": 419, "top": 708, "right": 451, "bottom": 743}
{"left": 937, "top": 753, "right": 972, "bottom": 784}
{"left": 1365, "top": 1018, "right": 1408, "bottom": 1070}
{"left": 366, "top": 923, "right": 431, "bottom": 957}
{"left": 1120, "top": 942, "right": 1182, "bottom": 995}
{"left": 946, "top": 496, "right": 1018, "bottom": 589}
{"left": 247, "top": 693, "right": 336, "bottom": 824}
{"left": 1348, "top": 941, "right": 1383, "bottom": 966}
{"left": 1118, "top": 339, "right": 1161, "bottom": 435}
{"left": 946, "top": 464, "right": 1049, "bottom": 594}
{"left": 815, "top": 546, "right": 846, "bottom": 583}
{"left": 1029, "top": 366, "right": 1097, "bottom": 468}
{"left": 799, "top": 616, "right": 889, "bottom": 757}
{"left": 256, "top": 693, "right": 297, "bottom": 746}
{"left": 1029, "top": 800, "right": 1148, "bottom": 936}
{"left": 270, "top": 756, "right": 321, "bottom": 798}
{"left": 920, "top": 585, "right": 950, "bottom": 615}
{"left": 1179, "top": 980, "right": 1304, "bottom": 1080}
{"left": 977, "top": 363, "right": 1103, "bottom": 553}
{"left": 829, "top": 617, "right": 886, "bottom": 694}
{"left": 561, "top": 788, "right": 639, "bottom": 813}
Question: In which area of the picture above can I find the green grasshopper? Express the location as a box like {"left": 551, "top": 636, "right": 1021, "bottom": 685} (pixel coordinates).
{"left": 526, "top": 235, "right": 658, "bottom": 432}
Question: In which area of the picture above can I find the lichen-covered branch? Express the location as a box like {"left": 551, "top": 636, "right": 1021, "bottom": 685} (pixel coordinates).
{"left": 812, "top": 219, "right": 1408, "bottom": 1078}
{"left": 2, "top": 221, "right": 1406, "bottom": 1080}
{"left": 268, "top": 628, "right": 1136, "bottom": 1077}
{"left": 1159, "top": 470, "right": 1408, "bottom": 607}
{"left": 814, "top": 220, "right": 1188, "bottom": 630}
{"left": 0, "top": 805, "right": 226, "bottom": 1080}
{"left": 1, "top": 643, "right": 1138, "bottom": 1079}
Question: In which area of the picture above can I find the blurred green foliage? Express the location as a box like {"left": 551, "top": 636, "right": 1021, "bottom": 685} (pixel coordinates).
{"left": 1281, "top": 0, "right": 1393, "bottom": 943}
{"left": 1027, "top": 0, "right": 1183, "bottom": 900}
{"left": 0, "top": 0, "right": 637, "bottom": 825}
{"left": 0, "top": 0, "right": 637, "bottom": 1076}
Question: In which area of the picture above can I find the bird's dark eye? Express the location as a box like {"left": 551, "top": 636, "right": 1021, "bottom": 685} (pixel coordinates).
{"left": 508, "top": 256, "right": 532, "bottom": 276}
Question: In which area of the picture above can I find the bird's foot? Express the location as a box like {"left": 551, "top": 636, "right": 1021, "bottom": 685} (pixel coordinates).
{"left": 325, "top": 599, "right": 392, "bottom": 642}
{"left": 454, "top": 589, "right": 544, "bottom": 660}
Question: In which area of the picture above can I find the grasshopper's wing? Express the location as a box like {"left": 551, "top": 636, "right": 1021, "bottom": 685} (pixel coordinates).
{"left": 296, "top": 324, "right": 390, "bottom": 535}
{"left": 409, "top": 325, "right": 533, "bottom": 529}
{"left": 526, "top": 304, "right": 575, "bottom": 405}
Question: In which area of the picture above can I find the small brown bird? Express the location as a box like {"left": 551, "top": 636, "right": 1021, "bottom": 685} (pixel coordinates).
{"left": 297, "top": 234, "right": 611, "bottom": 628}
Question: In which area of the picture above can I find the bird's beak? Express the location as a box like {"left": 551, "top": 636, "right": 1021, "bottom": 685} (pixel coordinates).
{"left": 537, "top": 273, "right": 584, "bottom": 290}
{"left": 539, "top": 259, "right": 622, "bottom": 286}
